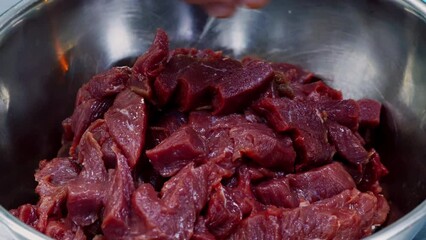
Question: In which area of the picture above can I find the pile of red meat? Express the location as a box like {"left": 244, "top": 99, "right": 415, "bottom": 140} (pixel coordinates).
{"left": 11, "top": 29, "right": 389, "bottom": 240}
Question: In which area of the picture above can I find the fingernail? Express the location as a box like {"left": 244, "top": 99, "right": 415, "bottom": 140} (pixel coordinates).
{"left": 242, "top": 0, "right": 269, "bottom": 9}
{"left": 203, "top": 3, "right": 236, "bottom": 18}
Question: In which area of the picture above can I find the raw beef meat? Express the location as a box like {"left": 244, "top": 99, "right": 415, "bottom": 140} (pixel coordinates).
{"left": 11, "top": 29, "right": 389, "bottom": 240}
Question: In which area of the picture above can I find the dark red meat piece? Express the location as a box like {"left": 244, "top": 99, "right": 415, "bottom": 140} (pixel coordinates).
{"left": 253, "top": 177, "right": 299, "bottom": 208}
{"left": 131, "top": 163, "right": 219, "bottom": 239}
{"left": 253, "top": 97, "right": 335, "bottom": 169}
{"left": 45, "top": 220, "right": 86, "bottom": 240}
{"left": 101, "top": 147, "right": 134, "bottom": 239}
{"left": 230, "top": 188, "right": 389, "bottom": 240}
{"left": 328, "top": 122, "right": 369, "bottom": 165}
{"left": 357, "top": 150, "right": 389, "bottom": 192}
{"left": 88, "top": 120, "right": 116, "bottom": 169}
{"left": 105, "top": 89, "right": 147, "bottom": 168}
{"left": 146, "top": 126, "right": 206, "bottom": 177}
{"left": 205, "top": 184, "right": 242, "bottom": 238}
{"left": 358, "top": 99, "right": 382, "bottom": 128}
{"left": 271, "top": 62, "right": 315, "bottom": 84}
{"left": 318, "top": 99, "right": 360, "bottom": 130}
{"left": 76, "top": 67, "right": 131, "bottom": 105}
{"left": 287, "top": 162, "right": 356, "bottom": 203}
{"left": 10, "top": 29, "right": 389, "bottom": 240}
{"left": 155, "top": 52, "right": 273, "bottom": 114}
{"left": 10, "top": 204, "right": 38, "bottom": 228}
{"left": 148, "top": 110, "right": 187, "bottom": 146}
{"left": 67, "top": 131, "right": 107, "bottom": 227}
{"left": 192, "top": 217, "right": 216, "bottom": 240}
{"left": 154, "top": 54, "right": 198, "bottom": 106}
{"left": 69, "top": 98, "right": 113, "bottom": 156}
{"left": 293, "top": 81, "right": 343, "bottom": 101}
{"left": 231, "top": 122, "right": 296, "bottom": 172}
{"left": 133, "top": 29, "right": 169, "bottom": 78}
{"left": 212, "top": 59, "right": 274, "bottom": 115}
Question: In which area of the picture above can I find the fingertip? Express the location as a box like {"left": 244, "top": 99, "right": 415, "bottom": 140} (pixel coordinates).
{"left": 242, "top": 0, "right": 269, "bottom": 9}
{"left": 203, "top": 3, "right": 237, "bottom": 18}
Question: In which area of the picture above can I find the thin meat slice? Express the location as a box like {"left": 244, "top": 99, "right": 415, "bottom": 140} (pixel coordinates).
{"left": 102, "top": 147, "right": 134, "bottom": 239}
{"left": 253, "top": 178, "right": 299, "bottom": 208}
{"left": 148, "top": 110, "right": 187, "bottom": 147}
{"left": 188, "top": 112, "right": 296, "bottom": 173}
{"left": 271, "top": 62, "right": 315, "bottom": 84}
{"left": 205, "top": 184, "right": 242, "bottom": 238}
{"left": 155, "top": 52, "right": 273, "bottom": 114}
{"left": 357, "top": 150, "right": 389, "bottom": 192}
{"left": 328, "top": 122, "right": 369, "bottom": 165}
{"left": 10, "top": 204, "right": 38, "bottom": 229}
{"left": 89, "top": 120, "right": 116, "bottom": 169}
{"left": 154, "top": 49, "right": 223, "bottom": 106}
{"left": 192, "top": 217, "right": 216, "bottom": 240}
{"left": 67, "top": 131, "right": 107, "bottom": 227}
{"left": 318, "top": 99, "right": 360, "bottom": 131}
{"left": 253, "top": 97, "right": 334, "bottom": 169}
{"left": 231, "top": 122, "right": 296, "bottom": 172}
{"left": 315, "top": 188, "right": 389, "bottom": 237}
{"left": 70, "top": 98, "right": 113, "bottom": 156}
{"left": 133, "top": 29, "right": 169, "bottom": 78}
{"left": 358, "top": 99, "right": 381, "bottom": 128}
{"left": 76, "top": 67, "right": 131, "bottom": 105}
{"left": 229, "top": 207, "right": 343, "bottom": 240}
{"left": 131, "top": 163, "right": 219, "bottom": 239}
{"left": 146, "top": 126, "right": 206, "bottom": 177}
{"left": 287, "top": 162, "right": 356, "bottom": 203}
{"left": 230, "top": 188, "right": 388, "bottom": 240}
{"left": 45, "top": 220, "right": 86, "bottom": 240}
{"left": 213, "top": 59, "right": 274, "bottom": 115}
{"left": 29, "top": 158, "right": 80, "bottom": 232}
{"left": 105, "top": 89, "right": 147, "bottom": 168}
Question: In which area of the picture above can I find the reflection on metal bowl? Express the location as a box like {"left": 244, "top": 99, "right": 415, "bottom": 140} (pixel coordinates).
{"left": 0, "top": 0, "right": 425, "bottom": 239}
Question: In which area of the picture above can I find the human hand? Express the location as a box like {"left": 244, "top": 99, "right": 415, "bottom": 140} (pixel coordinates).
{"left": 185, "top": 0, "right": 269, "bottom": 18}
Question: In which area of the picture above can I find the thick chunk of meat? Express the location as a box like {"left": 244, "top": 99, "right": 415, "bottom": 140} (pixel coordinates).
{"left": 133, "top": 29, "right": 169, "bottom": 78}
{"left": 253, "top": 98, "right": 334, "bottom": 169}
{"left": 230, "top": 122, "right": 296, "bottom": 172}
{"left": 287, "top": 162, "right": 356, "bottom": 203}
{"left": 45, "top": 220, "right": 86, "bottom": 240}
{"left": 253, "top": 177, "right": 299, "bottom": 208}
{"left": 358, "top": 99, "right": 381, "bottom": 128}
{"left": 69, "top": 98, "right": 113, "bottom": 156}
{"left": 146, "top": 126, "right": 206, "bottom": 177}
{"left": 67, "top": 131, "right": 107, "bottom": 227}
{"left": 155, "top": 53, "right": 273, "bottom": 114}
{"left": 212, "top": 59, "right": 274, "bottom": 115}
{"left": 76, "top": 67, "right": 131, "bottom": 105}
{"left": 148, "top": 110, "right": 187, "bottom": 146}
{"left": 10, "top": 204, "right": 38, "bottom": 228}
{"left": 328, "top": 122, "right": 369, "bottom": 165}
{"left": 205, "top": 184, "right": 242, "bottom": 238}
{"left": 271, "top": 62, "right": 315, "bottom": 84}
{"left": 131, "top": 163, "right": 219, "bottom": 239}
{"left": 101, "top": 147, "right": 134, "bottom": 239}
{"left": 105, "top": 89, "right": 147, "bottom": 168}
{"left": 230, "top": 188, "right": 388, "bottom": 240}
{"left": 318, "top": 99, "right": 360, "bottom": 131}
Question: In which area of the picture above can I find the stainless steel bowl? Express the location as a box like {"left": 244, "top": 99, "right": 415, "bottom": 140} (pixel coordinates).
{"left": 0, "top": 0, "right": 425, "bottom": 239}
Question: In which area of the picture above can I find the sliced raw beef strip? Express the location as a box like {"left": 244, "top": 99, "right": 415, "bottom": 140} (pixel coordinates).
{"left": 253, "top": 97, "right": 334, "bottom": 169}
{"left": 328, "top": 122, "right": 369, "bottom": 165}
{"left": 105, "top": 89, "right": 147, "bottom": 168}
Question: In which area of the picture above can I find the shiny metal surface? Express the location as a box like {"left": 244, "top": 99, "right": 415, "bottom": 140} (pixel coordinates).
{"left": 0, "top": 0, "right": 425, "bottom": 239}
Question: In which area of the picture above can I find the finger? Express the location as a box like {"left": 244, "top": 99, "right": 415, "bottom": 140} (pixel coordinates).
{"left": 241, "top": 0, "right": 269, "bottom": 9}
{"left": 185, "top": 0, "right": 235, "bottom": 5}
{"left": 202, "top": 3, "right": 237, "bottom": 18}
